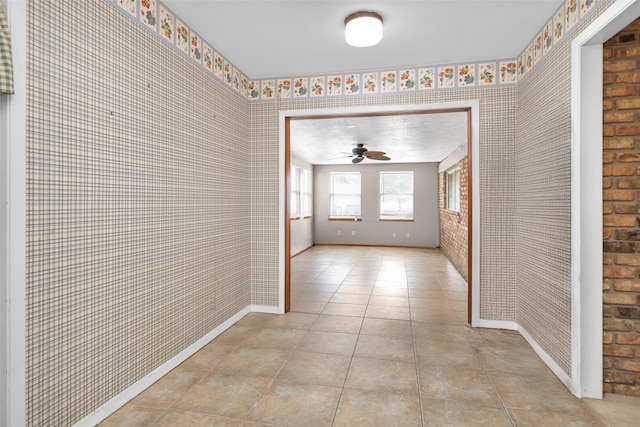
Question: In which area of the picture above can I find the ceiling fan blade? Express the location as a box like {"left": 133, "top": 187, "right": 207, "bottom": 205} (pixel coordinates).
{"left": 364, "top": 151, "right": 386, "bottom": 157}
{"left": 352, "top": 157, "right": 364, "bottom": 164}
{"left": 327, "top": 155, "right": 353, "bottom": 160}
{"left": 369, "top": 155, "right": 391, "bottom": 161}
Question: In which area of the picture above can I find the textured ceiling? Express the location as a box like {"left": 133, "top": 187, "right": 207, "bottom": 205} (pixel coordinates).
{"left": 290, "top": 111, "right": 468, "bottom": 165}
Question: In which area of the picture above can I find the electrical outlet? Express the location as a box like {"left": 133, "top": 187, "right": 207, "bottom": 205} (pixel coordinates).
{"left": 406, "top": 233, "right": 410, "bottom": 238}
{"left": 337, "top": 230, "right": 341, "bottom": 236}
{"left": 393, "top": 232, "right": 396, "bottom": 237}
{"left": 352, "top": 230, "right": 355, "bottom": 236}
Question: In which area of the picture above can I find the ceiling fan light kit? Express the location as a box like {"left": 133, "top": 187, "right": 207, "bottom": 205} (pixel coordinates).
{"left": 344, "top": 11, "right": 383, "bottom": 47}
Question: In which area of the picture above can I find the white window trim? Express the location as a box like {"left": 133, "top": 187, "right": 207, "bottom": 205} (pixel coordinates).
{"left": 289, "top": 165, "right": 300, "bottom": 219}
{"left": 329, "top": 171, "right": 361, "bottom": 219}
{"left": 379, "top": 171, "right": 414, "bottom": 220}
{"left": 302, "top": 169, "right": 312, "bottom": 218}
{"left": 446, "top": 166, "right": 461, "bottom": 212}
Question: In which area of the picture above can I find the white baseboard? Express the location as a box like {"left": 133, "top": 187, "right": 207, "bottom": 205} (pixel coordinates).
{"left": 474, "top": 318, "right": 518, "bottom": 331}
{"left": 72, "top": 306, "right": 252, "bottom": 427}
{"left": 251, "top": 304, "right": 283, "bottom": 314}
{"left": 518, "top": 324, "right": 572, "bottom": 390}
{"left": 473, "top": 319, "right": 572, "bottom": 391}
{"left": 73, "top": 305, "right": 575, "bottom": 427}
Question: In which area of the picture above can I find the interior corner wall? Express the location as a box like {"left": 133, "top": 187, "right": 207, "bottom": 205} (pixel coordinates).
{"left": 515, "top": 0, "right": 616, "bottom": 381}
{"left": 25, "top": 1, "right": 251, "bottom": 425}
{"left": 251, "top": 87, "right": 518, "bottom": 321}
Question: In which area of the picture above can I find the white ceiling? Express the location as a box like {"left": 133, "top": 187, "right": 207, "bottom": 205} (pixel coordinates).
{"left": 162, "top": 0, "right": 563, "bottom": 79}
{"left": 161, "top": 0, "right": 561, "bottom": 164}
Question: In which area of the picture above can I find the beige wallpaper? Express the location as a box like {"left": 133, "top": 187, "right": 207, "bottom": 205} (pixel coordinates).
{"left": 515, "top": 0, "right": 615, "bottom": 379}
{"left": 26, "top": 0, "right": 251, "bottom": 425}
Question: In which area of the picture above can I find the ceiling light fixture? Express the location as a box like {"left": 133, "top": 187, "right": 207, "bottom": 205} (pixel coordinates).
{"left": 344, "top": 11, "right": 383, "bottom": 47}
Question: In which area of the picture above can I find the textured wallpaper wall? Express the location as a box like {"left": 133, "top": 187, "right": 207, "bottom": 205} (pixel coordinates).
{"left": 26, "top": 1, "right": 251, "bottom": 425}
{"left": 515, "top": 0, "right": 615, "bottom": 379}
{"left": 250, "top": 88, "right": 518, "bottom": 320}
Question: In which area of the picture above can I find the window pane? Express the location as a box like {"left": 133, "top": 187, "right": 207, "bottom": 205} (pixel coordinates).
{"left": 330, "top": 194, "right": 361, "bottom": 217}
{"left": 381, "top": 172, "right": 413, "bottom": 194}
{"left": 380, "top": 194, "right": 413, "bottom": 219}
{"left": 330, "top": 172, "right": 360, "bottom": 194}
{"left": 290, "top": 192, "right": 299, "bottom": 217}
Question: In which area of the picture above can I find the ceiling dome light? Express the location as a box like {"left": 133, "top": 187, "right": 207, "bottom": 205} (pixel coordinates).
{"left": 344, "top": 11, "right": 383, "bottom": 47}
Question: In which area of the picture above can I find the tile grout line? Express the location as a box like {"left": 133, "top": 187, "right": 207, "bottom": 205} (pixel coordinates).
{"left": 477, "top": 348, "right": 517, "bottom": 427}
{"left": 329, "top": 254, "right": 371, "bottom": 426}
{"left": 293, "top": 255, "right": 370, "bottom": 427}
{"left": 330, "top": 327, "right": 361, "bottom": 426}
{"left": 239, "top": 315, "right": 308, "bottom": 426}
{"left": 146, "top": 340, "right": 243, "bottom": 426}
{"left": 407, "top": 253, "right": 428, "bottom": 427}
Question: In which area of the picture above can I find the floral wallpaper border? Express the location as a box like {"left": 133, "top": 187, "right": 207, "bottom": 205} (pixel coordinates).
{"left": 109, "top": 0, "right": 251, "bottom": 98}
{"left": 250, "top": 60, "right": 516, "bottom": 101}
{"left": 107, "top": 0, "right": 602, "bottom": 102}
{"left": 517, "top": 0, "right": 598, "bottom": 80}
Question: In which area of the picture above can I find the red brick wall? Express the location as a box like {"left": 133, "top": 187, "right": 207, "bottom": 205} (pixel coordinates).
{"left": 439, "top": 158, "right": 468, "bottom": 282}
{"left": 602, "top": 18, "right": 640, "bottom": 396}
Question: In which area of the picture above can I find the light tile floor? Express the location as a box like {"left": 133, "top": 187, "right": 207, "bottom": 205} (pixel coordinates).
{"left": 101, "top": 245, "right": 638, "bottom": 426}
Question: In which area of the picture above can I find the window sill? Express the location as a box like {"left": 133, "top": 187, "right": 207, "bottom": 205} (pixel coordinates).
{"left": 329, "top": 217, "right": 362, "bottom": 221}
{"left": 379, "top": 218, "right": 414, "bottom": 222}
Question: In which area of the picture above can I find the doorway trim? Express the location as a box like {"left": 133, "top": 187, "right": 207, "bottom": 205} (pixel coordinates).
{"left": 1, "top": 0, "right": 27, "bottom": 425}
{"left": 571, "top": 0, "right": 640, "bottom": 399}
{"left": 278, "top": 100, "right": 481, "bottom": 323}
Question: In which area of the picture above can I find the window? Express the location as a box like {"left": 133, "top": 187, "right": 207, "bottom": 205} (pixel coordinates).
{"left": 302, "top": 169, "right": 312, "bottom": 218}
{"left": 446, "top": 167, "right": 460, "bottom": 212}
{"left": 329, "top": 172, "right": 361, "bottom": 218}
{"left": 380, "top": 171, "right": 414, "bottom": 220}
{"left": 290, "top": 165, "right": 300, "bottom": 219}
{"left": 290, "top": 166, "right": 312, "bottom": 219}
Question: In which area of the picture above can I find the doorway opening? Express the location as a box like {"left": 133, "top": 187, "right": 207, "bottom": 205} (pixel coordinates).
{"left": 279, "top": 102, "right": 480, "bottom": 324}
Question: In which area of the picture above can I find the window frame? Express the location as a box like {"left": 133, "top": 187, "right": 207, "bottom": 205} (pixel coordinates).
{"left": 302, "top": 168, "right": 312, "bottom": 219}
{"left": 289, "top": 165, "right": 301, "bottom": 219}
{"left": 379, "top": 171, "right": 415, "bottom": 221}
{"left": 446, "top": 166, "right": 461, "bottom": 212}
{"left": 329, "top": 171, "right": 361, "bottom": 220}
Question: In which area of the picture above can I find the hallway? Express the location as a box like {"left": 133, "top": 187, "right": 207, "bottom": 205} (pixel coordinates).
{"left": 100, "top": 246, "right": 632, "bottom": 426}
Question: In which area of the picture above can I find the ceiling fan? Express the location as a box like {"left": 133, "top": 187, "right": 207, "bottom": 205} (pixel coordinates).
{"left": 346, "top": 143, "right": 391, "bottom": 164}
